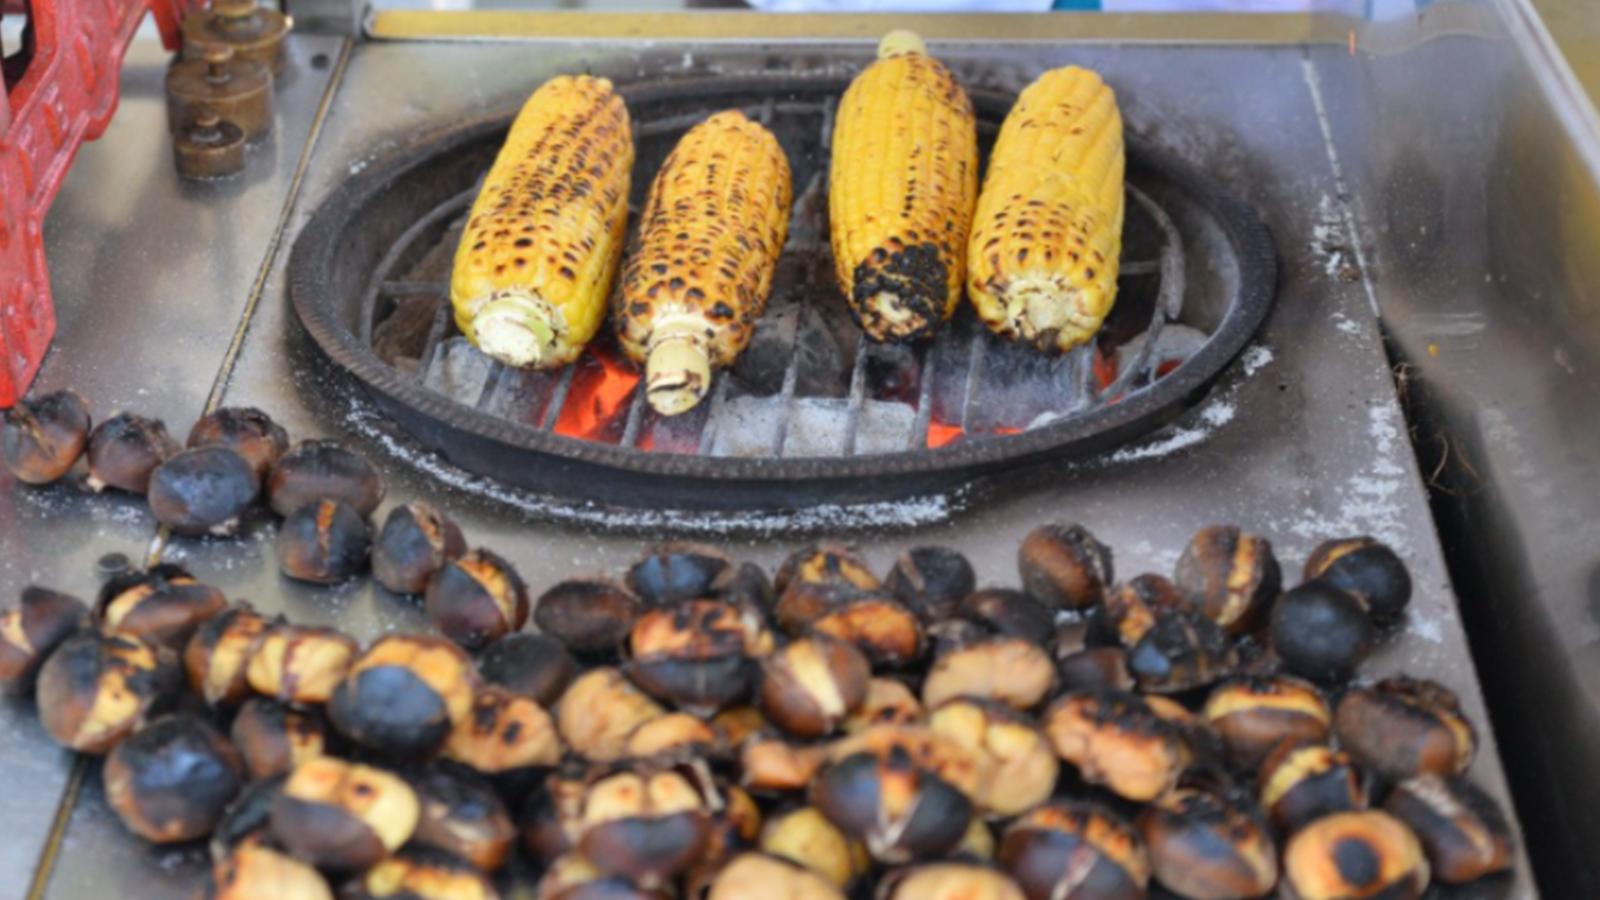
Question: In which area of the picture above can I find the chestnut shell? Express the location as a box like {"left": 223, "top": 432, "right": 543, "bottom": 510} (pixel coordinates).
{"left": 958, "top": 588, "right": 1055, "bottom": 646}
{"left": 535, "top": 578, "right": 640, "bottom": 656}
{"left": 409, "top": 761, "right": 516, "bottom": 872}
{"left": 148, "top": 446, "right": 259, "bottom": 536}
{"left": 1017, "top": 523, "right": 1114, "bottom": 611}
{"left": 811, "top": 750, "right": 973, "bottom": 864}
{"left": 626, "top": 542, "right": 733, "bottom": 606}
{"left": 371, "top": 500, "right": 467, "bottom": 595}
{"left": 277, "top": 499, "right": 372, "bottom": 585}
{"left": 425, "top": 549, "right": 529, "bottom": 651}
{"left": 0, "top": 586, "right": 89, "bottom": 693}
{"left": 2, "top": 390, "right": 91, "bottom": 485}
{"left": 1304, "top": 537, "right": 1413, "bottom": 625}
{"left": 1269, "top": 581, "right": 1375, "bottom": 683}
{"left": 186, "top": 406, "right": 289, "bottom": 481}
{"left": 885, "top": 546, "right": 976, "bottom": 621}
{"left": 104, "top": 714, "right": 243, "bottom": 843}
{"left": 36, "top": 629, "right": 179, "bottom": 753}
{"left": 265, "top": 440, "right": 383, "bottom": 518}
{"left": 98, "top": 563, "right": 228, "bottom": 651}
{"left": 86, "top": 412, "right": 179, "bottom": 494}
{"left": 477, "top": 632, "right": 576, "bottom": 706}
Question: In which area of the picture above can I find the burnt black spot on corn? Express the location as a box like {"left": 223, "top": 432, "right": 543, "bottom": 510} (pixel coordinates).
{"left": 829, "top": 32, "right": 977, "bottom": 343}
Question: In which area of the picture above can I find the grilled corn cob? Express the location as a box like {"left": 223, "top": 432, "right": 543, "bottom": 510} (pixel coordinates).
{"left": 967, "top": 66, "right": 1124, "bottom": 353}
{"left": 616, "top": 111, "right": 792, "bottom": 416}
{"left": 450, "top": 75, "right": 633, "bottom": 369}
{"left": 829, "top": 31, "right": 978, "bottom": 343}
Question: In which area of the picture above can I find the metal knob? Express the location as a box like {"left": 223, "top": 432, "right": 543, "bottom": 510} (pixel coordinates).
{"left": 174, "top": 112, "right": 247, "bottom": 179}
{"left": 166, "top": 42, "right": 272, "bottom": 141}
{"left": 179, "top": 0, "right": 291, "bottom": 76}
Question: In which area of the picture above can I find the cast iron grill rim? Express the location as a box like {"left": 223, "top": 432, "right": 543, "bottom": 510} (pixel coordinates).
{"left": 289, "top": 72, "right": 1276, "bottom": 490}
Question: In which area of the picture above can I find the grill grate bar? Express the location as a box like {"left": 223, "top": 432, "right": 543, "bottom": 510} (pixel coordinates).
{"left": 696, "top": 375, "right": 732, "bottom": 455}
{"left": 841, "top": 333, "right": 870, "bottom": 455}
{"left": 1096, "top": 185, "right": 1185, "bottom": 401}
{"left": 415, "top": 297, "right": 455, "bottom": 384}
{"left": 619, "top": 381, "right": 650, "bottom": 448}
{"left": 959, "top": 330, "right": 988, "bottom": 433}
{"left": 381, "top": 280, "right": 449, "bottom": 296}
{"left": 771, "top": 303, "right": 809, "bottom": 457}
{"left": 909, "top": 342, "right": 938, "bottom": 450}
{"left": 539, "top": 363, "right": 578, "bottom": 431}
{"left": 359, "top": 190, "right": 471, "bottom": 347}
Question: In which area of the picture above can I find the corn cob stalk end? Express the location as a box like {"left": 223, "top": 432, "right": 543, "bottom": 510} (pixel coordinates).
{"left": 878, "top": 30, "right": 927, "bottom": 59}
{"left": 468, "top": 290, "right": 565, "bottom": 369}
{"left": 644, "top": 321, "right": 713, "bottom": 417}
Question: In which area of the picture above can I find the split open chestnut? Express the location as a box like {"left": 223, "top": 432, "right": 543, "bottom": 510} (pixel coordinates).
{"left": 921, "top": 637, "right": 1057, "bottom": 711}
{"left": 2, "top": 390, "right": 91, "bottom": 485}
{"left": 1335, "top": 676, "right": 1476, "bottom": 782}
{"left": 811, "top": 594, "right": 925, "bottom": 668}
{"left": 245, "top": 623, "right": 357, "bottom": 705}
{"left": 277, "top": 498, "right": 372, "bottom": 584}
{"left": 184, "top": 601, "right": 271, "bottom": 707}
{"left": 426, "top": 549, "right": 528, "bottom": 651}
{"left": 577, "top": 763, "right": 714, "bottom": 888}
{"left": 1258, "top": 740, "right": 1365, "bottom": 833}
{"left": 772, "top": 543, "right": 881, "bottom": 633}
{"left": 269, "top": 757, "right": 419, "bottom": 872}
{"left": 740, "top": 734, "right": 827, "bottom": 795}
{"left": 1202, "top": 674, "right": 1331, "bottom": 769}
{"left": 148, "top": 446, "right": 259, "bottom": 536}
{"left": 209, "top": 776, "right": 284, "bottom": 863}
{"left": 928, "top": 697, "right": 1059, "bottom": 818}
{"left": 625, "top": 711, "right": 721, "bottom": 760}
{"left": 707, "top": 852, "right": 845, "bottom": 900}
{"left": 759, "top": 805, "right": 868, "bottom": 889}
{"left": 372, "top": 500, "right": 467, "bottom": 595}
{"left": 999, "top": 800, "right": 1150, "bottom": 900}
{"left": 877, "top": 864, "right": 1027, "bottom": 899}
{"left": 99, "top": 563, "right": 227, "bottom": 651}
{"left": 205, "top": 839, "right": 333, "bottom": 900}
{"left": 959, "top": 588, "right": 1055, "bottom": 646}
{"left": 556, "top": 667, "right": 665, "bottom": 762}
{"left": 885, "top": 545, "right": 976, "bottom": 621}
{"left": 1138, "top": 787, "right": 1278, "bottom": 900}
{"left": 1280, "top": 810, "right": 1429, "bottom": 900}
{"left": 327, "top": 634, "right": 476, "bottom": 757}
{"left": 1100, "top": 574, "right": 1192, "bottom": 648}
{"left": 37, "top": 629, "right": 178, "bottom": 753}
{"left": 811, "top": 729, "right": 975, "bottom": 864}
{"left": 535, "top": 577, "right": 640, "bottom": 657}
{"left": 1269, "top": 581, "right": 1375, "bottom": 683}
{"left": 105, "top": 714, "right": 243, "bottom": 843}
{"left": 345, "top": 845, "right": 498, "bottom": 899}
{"left": 1125, "top": 606, "right": 1237, "bottom": 694}
{"left": 0, "top": 586, "right": 88, "bottom": 693}
{"left": 1053, "top": 646, "right": 1134, "bottom": 694}
{"left": 409, "top": 761, "right": 516, "bottom": 872}
{"left": 626, "top": 542, "right": 733, "bottom": 606}
{"left": 759, "top": 633, "right": 870, "bottom": 738}
{"left": 477, "top": 631, "right": 575, "bottom": 706}
{"left": 1017, "top": 522, "right": 1114, "bottom": 611}
{"left": 1173, "top": 525, "right": 1281, "bottom": 634}
{"left": 626, "top": 599, "right": 770, "bottom": 714}
{"left": 443, "top": 684, "right": 562, "bottom": 790}
{"left": 231, "top": 698, "right": 326, "bottom": 780}
{"left": 1042, "top": 690, "right": 1186, "bottom": 803}
{"left": 1384, "top": 773, "right": 1512, "bottom": 883}
{"left": 265, "top": 440, "right": 384, "bottom": 518}
{"left": 1304, "top": 536, "right": 1412, "bottom": 625}
{"left": 187, "top": 406, "right": 289, "bottom": 482}
{"left": 86, "top": 412, "right": 180, "bottom": 494}
{"left": 845, "top": 677, "right": 924, "bottom": 732}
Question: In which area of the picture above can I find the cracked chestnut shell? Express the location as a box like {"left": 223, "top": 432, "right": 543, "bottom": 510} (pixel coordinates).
{"left": 210, "top": 775, "right": 286, "bottom": 862}
{"left": 740, "top": 734, "right": 828, "bottom": 795}
{"left": 409, "top": 761, "right": 515, "bottom": 872}
{"left": 761, "top": 805, "right": 869, "bottom": 889}
{"left": 371, "top": 501, "right": 467, "bottom": 595}
{"left": 345, "top": 845, "right": 498, "bottom": 899}
{"left": 99, "top": 563, "right": 227, "bottom": 651}
{"left": 760, "top": 633, "right": 871, "bottom": 739}
{"left": 184, "top": 602, "right": 271, "bottom": 707}
{"left": 626, "top": 599, "right": 770, "bottom": 714}
{"left": 845, "top": 677, "right": 924, "bottom": 732}
{"left": 1384, "top": 774, "right": 1511, "bottom": 883}
{"left": 626, "top": 542, "right": 734, "bottom": 606}
{"left": 540, "top": 853, "right": 676, "bottom": 900}
{"left": 477, "top": 632, "right": 575, "bottom": 706}
{"left": 1138, "top": 787, "right": 1278, "bottom": 900}
{"left": 517, "top": 762, "right": 587, "bottom": 864}
{"left": 1334, "top": 676, "right": 1476, "bottom": 782}
{"left": 277, "top": 498, "right": 372, "bottom": 585}
{"left": 877, "top": 864, "right": 1026, "bottom": 899}
{"left": 556, "top": 667, "right": 665, "bottom": 762}
{"left": 1018, "top": 523, "right": 1114, "bottom": 612}
{"left": 708, "top": 853, "right": 845, "bottom": 900}
{"left": 1304, "top": 537, "right": 1412, "bottom": 625}
{"left": 959, "top": 588, "right": 1055, "bottom": 646}
{"left": 187, "top": 406, "right": 289, "bottom": 482}
{"left": 812, "top": 738, "right": 974, "bottom": 864}
{"left": 929, "top": 698, "right": 1059, "bottom": 818}
{"left": 999, "top": 801, "right": 1150, "bottom": 900}
{"left": 1281, "top": 810, "right": 1429, "bottom": 900}
{"left": 245, "top": 623, "right": 357, "bottom": 705}
{"left": 204, "top": 839, "right": 333, "bottom": 900}
{"left": 269, "top": 757, "right": 419, "bottom": 872}
{"left": 1269, "top": 581, "right": 1375, "bottom": 683}
{"left": 426, "top": 549, "right": 528, "bottom": 651}
{"left": 86, "top": 412, "right": 179, "bottom": 494}
{"left": 577, "top": 764, "right": 714, "bottom": 888}
{"left": 773, "top": 544, "right": 881, "bottom": 634}
{"left": 1125, "top": 607, "right": 1237, "bottom": 694}
{"left": 1042, "top": 691, "right": 1186, "bottom": 803}
{"left": 1100, "top": 574, "right": 1192, "bottom": 648}
{"left": 231, "top": 698, "right": 326, "bottom": 780}
{"left": 926, "top": 616, "right": 991, "bottom": 658}
{"left": 625, "top": 711, "right": 721, "bottom": 760}
{"left": 885, "top": 546, "right": 976, "bottom": 621}
{"left": 1259, "top": 741, "right": 1366, "bottom": 833}
{"left": 535, "top": 577, "right": 639, "bottom": 657}
{"left": 327, "top": 634, "right": 476, "bottom": 757}
{"left": 105, "top": 714, "right": 243, "bottom": 843}
{"left": 0, "top": 586, "right": 88, "bottom": 693}
{"left": 443, "top": 684, "right": 561, "bottom": 791}
{"left": 1173, "top": 525, "right": 1282, "bottom": 635}
{"left": 37, "top": 629, "right": 178, "bottom": 753}
{"left": 2, "top": 390, "right": 91, "bottom": 484}
{"left": 1203, "top": 675, "right": 1331, "bottom": 769}
{"left": 148, "top": 446, "right": 259, "bottom": 536}
{"left": 922, "top": 637, "right": 1057, "bottom": 711}
{"left": 812, "top": 594, "right": 925, "bottom": 668}
{"left": 265, "top": 440, "right": 383, "bottom": 518}
{"left": 1053, "top": 646, "right": 1134, "bottom": 694}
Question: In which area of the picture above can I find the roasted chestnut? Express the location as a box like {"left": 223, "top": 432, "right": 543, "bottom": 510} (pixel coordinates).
{"left": 1269, "top": 581, "right": 1375, "bottom": 683}
{"left": 740, "top": 734, "right": 828, "bottom": 794}
{"left": 210, "top": 776, "right": 286, "bottom": 862}
{"left": 885, "top": 546, "right": 976, "bottom": 621}
{"left": 345, "top": 845, "right": 497, "bottom": 899}
{"left": 707, "top": 852, "right": 845, "bottom": 900}
{"left": 0, "top": 586, "right": 88, "bottom": 693}
{"left": 148, "top": 446, "right": 259, "bottom": 536}
{"left": 187, "top": 407, "right": 289, "bottom": 482}
{"left": 625, "top": 711, "right": 721, "bottom": 760}
{"left": 245, "top": 623, "right": 357, "bottom": 705}
{"left": 478, "top": 632, "right": 575, "bottom": 706}
{"left": 577, "top": 763, "right": 713, "bottom": 887}
{"left": 1100, "top": 574, "right": 1192, "bottom": 647}
{"left": 2, "top": 390, "right": 91, "bottom": 484}
{"left": 626, "top": 599, "right": 770, "bottom": 714}
{"left": 326, "top": 634, "right": 474, "bottom": 756}
{"left": 760, "top": 805, "right": 869, "bottom": 889}
{"left": 1384, "top": 774, "right": 1512, "bottom": 883}
{"left": 86, "top": 412, "right": 179, "bottom": 494}
{"left": 953, "top": 818, "right": 996, "bottom": 862}
{"left": 959, "top": 588, "right": 1055, "bottom": 646}
{"left": 539, "top": 851, "right": 676, "bottom": 900}
{"left": 999, "top": 801, "right": 1150, "bottom": 900}
{"left": 723, "top": 561, "right": 775, "bottom": 614}
{"left": 1144, "top": 693, "right": 1228, "bottom": 774}
{"left": 372, "top": 501, "right": 467, "bottom": 595}
{"left": 844, "top": 677, "right": 924, "bottom": 732}
{"left": 1334, "top": 676, "right": 1476, "bottom": 782}
{"left": 812, "top": 732, "right": 975, "bottom": 864}
{"left": 556, "top": 667, "right": 665, "bottom": 762}
{"left": 36, "top": 629, "right": 177, "bottom": 753}
{"left": 105, "top": 714, "right": 243, "bottom": 843}
{"left": 1258, "top": 740, "right": 1365, "bottom": 833}
{"left": 877, "top": 863, "right": 1027, "bottom": 899}
{"left": 1018, "top": 523, "right": 1114, "bottom": 611}
{"left": 812, "top": 594, "right": 925, "bottom": 668}
{"left": 759, "top": 633, "right": 870, "bottom": 738}
{"left": 928, "top": 697, "right": 1059, "bottom": 817}
{"left": 713, "top": 705, "right": 768, "bottom": 747}
{"left": 1125, "top": 607, "right": 1237, "bottom": 694}
{"left": 1138, "top": 787, "right": 1277, "bottom": 900}
{"left": 277, "top": 498, "right": 372, "bottom": 584}
{"left": 773, "top": 543, "right": 881, "bottom": 633}
{"left": 1280, "top": 810, "right": 1429, "bottom": 900}
{"left": 1304, "top": 536, "right": 1412, "bottom": 625}
{"left": 921, "top": 637, "right": 1057, "bottom": 711}
{"left": 426, "top": 549, "right": 528, "bottom": 651}
{"left": 518, "top": 762, "right": 588, "bottom": 864}
{"left": 205, "top": 838, "right": 333, "bottom": 900}
{"left": 626, "top": 542, "right": 733, "bottom": 606}
{"left": 1173, "top": 525, "right": 1281, "bottom": 634}
{"left": 270, "top": 757, "right": 419, "bottom": 872}
{"left": 1042, "top": 691, "right": 1186, "bottom": 803}
{"left": 925, "top": 616, "right": 991, "bottom": 657}
{"left": 687, "top": 778, "right": 765, "bottom": 892}
{"left": 410, "top": 761, "right": 516, "bottom": 872}
{"left": 184, "top": 602, "right": 271, "bottom": 707}
{"left": 443, "top": 684, "right": 561, "bottom": 788}
{"left": 265, "top": 439, "right": 383, "bottom": 518}
{"left": 98, "top": 563, "right": 227, "bottom": 650}
{"left": 231, "top": 698, "right": 326, "bottom": 780}
{"left": 1202, "top": 674, "right": 1330, "bottom": 768}
{"left": 1053, "top": 646, "right": 1134, "bottom": 693}
{"left": 535, "top": 577, "right": 640, "bottom": 657}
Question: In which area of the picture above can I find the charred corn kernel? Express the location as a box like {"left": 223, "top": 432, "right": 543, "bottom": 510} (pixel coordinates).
{"left": 616, "top": 111, "right": 792, "bottom": 416}
{"left": 829, "top": 31, "right": 978, "bottom": 343}
{"left": 451, "top": 75, "right": 633, "bottom": 369}
{"left": 968, "top": 66, "right": 1124, "bottom": 353}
